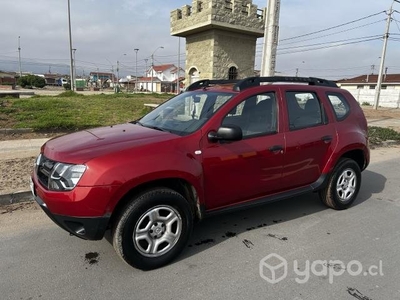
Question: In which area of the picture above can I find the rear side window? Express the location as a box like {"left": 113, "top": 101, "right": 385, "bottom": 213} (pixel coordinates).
{"left": 285, "top": 91, "right": 323, "bottom": 130}
{"left": 326, "top": 93, "right": 350, "bottom": 121}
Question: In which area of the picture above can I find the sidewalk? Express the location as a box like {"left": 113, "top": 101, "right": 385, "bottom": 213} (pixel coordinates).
{"left": 0, "top": 138, "right": 49, "bottom": 160}
{"left": 0, "top": 138, "right": 49, "bottom": 205}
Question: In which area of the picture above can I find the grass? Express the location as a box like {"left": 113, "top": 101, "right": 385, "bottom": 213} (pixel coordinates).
{"left": 0, "top": 93, "right": 172, "bottom": 131}
{"left": 1, "top": 94, "right": 400, "bottom": 147}
{"left": 368, "top": 126, "right": 400, "bottom": 146}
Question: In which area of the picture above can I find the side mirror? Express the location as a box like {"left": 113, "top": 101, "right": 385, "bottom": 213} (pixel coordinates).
{"left": 208, "top": 125, "right": 243, "bottom": 142}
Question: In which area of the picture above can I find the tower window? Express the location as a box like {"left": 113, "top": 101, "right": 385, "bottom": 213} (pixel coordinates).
{"left": 228, "top": 67, "right": 238, "bottom": 80}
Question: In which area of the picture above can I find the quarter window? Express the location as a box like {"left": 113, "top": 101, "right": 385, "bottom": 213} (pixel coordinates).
{"left": 327, "top": 93, "right": 350, "bottom": 121}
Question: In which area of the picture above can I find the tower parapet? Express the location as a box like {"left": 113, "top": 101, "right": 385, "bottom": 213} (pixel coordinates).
{"left": 171, "top": 0, "right": 264, "bottom": 37}
{"left": 170, "top": 0, "right": 266, "bottom": 83}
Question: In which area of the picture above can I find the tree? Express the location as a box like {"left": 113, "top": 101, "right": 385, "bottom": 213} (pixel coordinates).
{"left": 17, "top": 75, "right": 46, "bottom": 88}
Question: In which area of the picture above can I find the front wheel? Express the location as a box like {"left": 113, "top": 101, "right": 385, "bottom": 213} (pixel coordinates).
{"left": 319, "top": 158, "right": 361, "bottom": 210}
{"left": 113, "top": 188, "right": 193, "bottom": 270}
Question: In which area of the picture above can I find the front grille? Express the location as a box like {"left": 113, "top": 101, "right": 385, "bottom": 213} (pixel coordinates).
{"left": 36, "top": 155, "right": 56, "bottom": 189}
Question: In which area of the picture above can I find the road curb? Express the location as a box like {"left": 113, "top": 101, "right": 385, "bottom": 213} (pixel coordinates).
{"left": 0, "top": 128, "right": 34, "bottom": 135}
{"left": 0, "top": 191, "right": 33, "bottom": 206}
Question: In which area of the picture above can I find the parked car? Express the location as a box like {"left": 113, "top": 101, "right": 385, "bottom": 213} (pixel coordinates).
{"left": 31, "top": 76, "right": 369, "bottom": 270}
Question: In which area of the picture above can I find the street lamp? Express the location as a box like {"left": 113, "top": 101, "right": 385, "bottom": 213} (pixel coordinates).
{"left": 67, "top": 0, "right": 74, "bottom": 91}
{"left": 151, "top": 46, "right": 164, "bottom": 93}
{"left": 134, "top": 48, "right": 139, "bottom": 92}
{"left": 105, "top": 58, "right": 115, "bottom": 92}
{"left": 72, "top": 48, "right": 77, "bottom": 90}
{"left": 116, "top": 53, "right": 126, "bottom": 90}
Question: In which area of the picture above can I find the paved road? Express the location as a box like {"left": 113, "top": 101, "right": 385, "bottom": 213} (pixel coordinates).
{"left": 1, "top": 147, "right": 399, "bottom": 300}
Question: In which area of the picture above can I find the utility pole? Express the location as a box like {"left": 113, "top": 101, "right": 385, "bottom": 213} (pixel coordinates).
{"left": 144, "top": 59, "right": 148, "bottom": 91}
{"left": 67, "top": 0, "right": 75, "bottom": 91}
{"left": 177, "top": 37, "right": 181, "bottom": 94}
{"left": 373, "top": 0, "right": 399, "bottom": 110}
{"left": 134, "top": 48, "right": 139, "bottom": 92}
{"left": 261, "top": 0, "right": 281, "bottom": 77}
{"left": 18, "top": 36, "right": 22, "bottom": 77}
{"left": 117, "top": 61, "right": 120, "bottom": 88}
{"left": 150, "top": 46, "right": 164, "bottom": 93}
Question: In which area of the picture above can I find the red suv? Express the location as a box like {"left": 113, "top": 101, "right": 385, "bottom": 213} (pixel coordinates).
{"left": 31, "top": 76, "right": 369, "bottom": 270}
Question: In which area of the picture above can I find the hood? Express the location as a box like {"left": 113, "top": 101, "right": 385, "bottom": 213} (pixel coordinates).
{"left": 42, "top": 123, "right": 176, "bottom": 164}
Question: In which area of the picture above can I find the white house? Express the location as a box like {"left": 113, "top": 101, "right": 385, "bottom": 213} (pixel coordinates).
{"left": 337, "top": 74, "right": 400, "bottom": 108}
{"left": 137, "top": 64, "right": 185, "bottom": 93}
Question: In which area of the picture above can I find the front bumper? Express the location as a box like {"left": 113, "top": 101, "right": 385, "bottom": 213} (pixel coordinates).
{"left": 33, "top": 193, "right": 109, "bottom": 240}
{"left": 30, "top": 175, "right": 111, "bottom": 240}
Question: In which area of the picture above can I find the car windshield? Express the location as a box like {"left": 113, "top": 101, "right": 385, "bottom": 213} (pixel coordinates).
{"left": 138, "top": 91, "right": 235, "bottom": 136}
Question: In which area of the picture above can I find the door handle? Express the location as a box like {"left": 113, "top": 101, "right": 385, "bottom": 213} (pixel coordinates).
{"left": 321, "top": 135, "right": 333, "bottom": 143}
{"left": 268, "top": 145, "right": 284, "bottom": 153}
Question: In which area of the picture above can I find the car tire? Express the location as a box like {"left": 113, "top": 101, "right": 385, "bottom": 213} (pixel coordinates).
{"left": 319, "top": 158, "right": 361, "bottom": 210}
{"left": 112, "top": 188, "right": 193, "bottom": 270}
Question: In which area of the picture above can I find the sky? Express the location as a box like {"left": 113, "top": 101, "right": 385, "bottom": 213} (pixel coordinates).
{"left": 0, "top": 0, "right": 399, "bottom": 80}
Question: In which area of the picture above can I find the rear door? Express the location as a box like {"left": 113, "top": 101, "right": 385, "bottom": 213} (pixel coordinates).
{"left": 282, "top": 88, "right": 337, "bottom": 189}
{"left": 201, "top": 90, "right": 285, "bottom": 210}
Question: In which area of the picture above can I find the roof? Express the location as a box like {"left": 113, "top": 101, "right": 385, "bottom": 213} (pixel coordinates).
{"left": 152, "top": 64, "right": 175, "bottom": 72}
{"left": 170, "top": 67, "right": 184, "bottom": 74}
{"left": 137, "top": 77, "right": 161, "bottom": 82}
{"left": 89, "top": 72, "right": 114, "bottom": 77}
{"left": 337, "top": 74, "right": 400, "bottom": 85}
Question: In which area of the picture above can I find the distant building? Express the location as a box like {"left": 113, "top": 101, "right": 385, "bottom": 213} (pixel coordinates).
{"left": 337, "top": 74, "right": 400, "bottom": 90}
{"left": 0, "top": 71, "right": 17, "bottom": 86}
{"left": 136, "top": 64, "right": 185, "bottom": 92}
{"left": 337, "top": 74, "right": 400, "bottom": 108}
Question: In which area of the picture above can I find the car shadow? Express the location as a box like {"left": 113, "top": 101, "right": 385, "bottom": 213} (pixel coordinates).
{"left": 176, "top": 169, "right": 386, "bottom": 263}
{"left": 354, "top": 169, "right": 386, "bottom": 205}
{"left": 102, "top": 169, "right": 386, "bottom": 266}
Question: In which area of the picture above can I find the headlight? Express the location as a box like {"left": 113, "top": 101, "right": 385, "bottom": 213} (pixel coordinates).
{"left": 48, "top": 163, "right": 86, "bottom": 191}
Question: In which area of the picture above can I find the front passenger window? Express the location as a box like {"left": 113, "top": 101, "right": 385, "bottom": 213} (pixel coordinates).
{"left": 222, "top": 93, "right": 277, "bottom": 138}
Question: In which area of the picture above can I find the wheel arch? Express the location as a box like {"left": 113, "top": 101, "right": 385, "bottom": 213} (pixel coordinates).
{"left": 109, "top": 178, "right": 202, "bottom": 230}
{"left": 340, "top": 148, "right": 367, "bottom": 171}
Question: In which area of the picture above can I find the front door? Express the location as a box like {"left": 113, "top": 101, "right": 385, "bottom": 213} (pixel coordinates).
{"left": 201, "top": 92, "right": 285, "bottom": 210}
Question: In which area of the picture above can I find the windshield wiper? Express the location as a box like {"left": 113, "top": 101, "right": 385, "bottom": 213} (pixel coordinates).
{"left": 142, "top": 124, "right": 170, "bottom": 132}
{"left": 131, "top": 120, "right": 143, "bottom": 126}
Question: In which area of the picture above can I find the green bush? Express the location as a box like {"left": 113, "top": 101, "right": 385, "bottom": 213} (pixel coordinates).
{"left": 17, "top": 75, "right": 46, "bottom": 88}
{"left": 63, "top": 83, "right": 71, "bottom": 90}
{"left": 368, "top": 126, "right": 400, "bottom": 145}
{"left": 361, "top": 101, "right": 371, "bottom": 106}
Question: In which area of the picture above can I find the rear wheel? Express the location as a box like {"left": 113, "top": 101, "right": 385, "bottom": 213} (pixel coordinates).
{"left": 113, "top": 188, "right": 193, "bottom": 270}
{"left": 319, "top": 158, "right": 361, "bottom": 210}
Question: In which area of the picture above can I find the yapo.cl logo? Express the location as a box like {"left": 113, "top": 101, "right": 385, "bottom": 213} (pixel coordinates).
{"left": 259, "top": 253, "right": 288, "bottom": 284}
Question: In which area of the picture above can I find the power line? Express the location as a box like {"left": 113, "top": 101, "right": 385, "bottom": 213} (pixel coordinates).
{"left": 276, "top": 20, "right": 386, "bottom": 46}
{"left": 280, "top": 11, "right": 385, "bottom": 42}
{"left": 393, "top": 18, "right": 400, "bottom": 32}
{"left": 276, "top": 37, "right": 381, "bottom": 55}
{"left": 276, "top": 35, "right": 382, "bottom": 51}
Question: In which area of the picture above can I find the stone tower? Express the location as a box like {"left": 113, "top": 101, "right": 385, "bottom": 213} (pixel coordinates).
{"left": 170, "top": 0, "right": 265, "bottom": 84}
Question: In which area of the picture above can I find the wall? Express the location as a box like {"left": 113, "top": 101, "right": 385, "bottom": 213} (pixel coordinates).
{"left": 344, "top": 88, "right": 400, "bottom": 108}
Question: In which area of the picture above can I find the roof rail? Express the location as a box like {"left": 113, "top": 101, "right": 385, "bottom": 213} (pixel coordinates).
{"left": 233, "top": 76, "right": 338, "bottom": 91}
{"left": 186, "top": 79, "right": 240, "bottom": 91}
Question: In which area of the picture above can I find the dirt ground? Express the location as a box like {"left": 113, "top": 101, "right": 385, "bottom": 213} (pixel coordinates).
{"left": 362, "top": 106, "right": 400, "bottom": 122}
{"left": 0, "top": 106, "right": 399, "bottom": 196}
